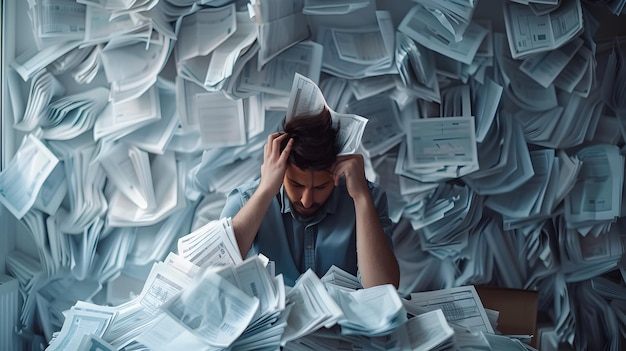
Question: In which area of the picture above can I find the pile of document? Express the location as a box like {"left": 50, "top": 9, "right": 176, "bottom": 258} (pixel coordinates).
{"left": 44, "top": 217, "right": 536, "bottom": 351}
{"left": 1, "top": 0, "right": 626, "bottom": 350}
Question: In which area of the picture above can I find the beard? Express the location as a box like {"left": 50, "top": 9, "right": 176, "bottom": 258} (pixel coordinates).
{"left": 290, "top": 200, "right": 322, "bottom": 220}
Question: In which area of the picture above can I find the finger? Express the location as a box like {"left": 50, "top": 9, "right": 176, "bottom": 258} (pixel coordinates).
{"left": 266, "top": 133, "right": 285, "bottom": 154}
{"left": 279, "top": 138, "right": 294, "bottom": 163}
{"left": 331, "top": 164, "right": 346, "bottom": 187}
{"left": 271, "top": 132, "right": 288, "bottom": 145}
{"left": 330, "top": 162, "right": 340, "bottom": 184}
{"left": 266, "top": 134, "right": 276, "bottom": 155}
{"left": 267, "top": 132, "right": 281, "bottom": 142}
{"left": 331, "top": 157, "right": 349, "bottom": 174}
{"left": 267, "top": 132, "right": 286, "bottom": 145}
{"left": 271, "top": 133, "right": 289, "bottom": 153}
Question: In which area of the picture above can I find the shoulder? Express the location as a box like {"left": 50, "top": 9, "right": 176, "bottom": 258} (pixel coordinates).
{"left": 366, "top": 180, "right": 379, "bottom": 190}
{"left": 220, "top": 179, "right": 263, "bottom": 219}
{"left": 367, "top": 180, "right": 385, "bottom": 195}
{"left": 226, "top": 179, "right": 261, "bottom": 201}
{"left": 366, "top": 180, "right": 388, "bottom": 206}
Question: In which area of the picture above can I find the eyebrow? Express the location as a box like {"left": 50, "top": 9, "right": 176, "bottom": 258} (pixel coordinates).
{"left": 287, "top": 177, "right": 304, "bottom": 186}
{"left": 286, "top": 177, "right": 332, "bottom": 187}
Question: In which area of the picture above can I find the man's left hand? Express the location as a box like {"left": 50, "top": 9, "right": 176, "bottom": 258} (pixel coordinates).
{"left": 331, "top": 154, "right": 370, "bottom": 201}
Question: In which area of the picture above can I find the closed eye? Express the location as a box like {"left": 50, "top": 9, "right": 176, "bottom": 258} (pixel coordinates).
{"left": 315, "top": 182, "right": 332, "bottom": 190}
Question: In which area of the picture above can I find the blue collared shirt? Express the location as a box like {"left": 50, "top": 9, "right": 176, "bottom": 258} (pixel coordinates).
{"left": 219, "top": 178, "right": 394, "bottom": 287}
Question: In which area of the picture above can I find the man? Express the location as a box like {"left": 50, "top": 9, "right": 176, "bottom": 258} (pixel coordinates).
{"left": 220, "top": 109, "right": 399, "bottom": 288}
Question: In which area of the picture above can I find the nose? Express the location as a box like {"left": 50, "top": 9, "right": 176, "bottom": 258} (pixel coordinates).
{"left": 301, "top": 187, "right": 314, "bottom": 208}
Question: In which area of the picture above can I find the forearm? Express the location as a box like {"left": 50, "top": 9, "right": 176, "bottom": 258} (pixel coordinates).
{"left": 231, "top": 187, "right": 275, "bottom": 258}
{"left": 354, "top": 193, "right": 400, "bottom": 289}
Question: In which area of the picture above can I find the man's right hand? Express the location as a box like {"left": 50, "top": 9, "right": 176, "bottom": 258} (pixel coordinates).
{"left": 259, "top": 132, "right": 293, "bottom": 195}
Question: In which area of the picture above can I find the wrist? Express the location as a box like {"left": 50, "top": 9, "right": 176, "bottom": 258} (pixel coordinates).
{"left": 352, "top": 190, "right": 373, "bottom": 207}
{"left": 256, "top": 181, "right": 281, "bottom": 198}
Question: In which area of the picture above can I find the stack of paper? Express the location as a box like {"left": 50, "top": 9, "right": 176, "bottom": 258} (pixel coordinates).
{"left": 94, "top": 85, "right": 162, "bottom": 142}
{"left": 41, "top": 243, "right": 559, "bottom": 351}
{"left": 503, "top": 0, "right": 583, "bottom": 59}
{"left": 6, "top": 251, "right": 44, "bottom": 333}
{"left": 36, "top": 272, "right": 103, "bottom": 343}
{"left": 117, "top": 78, "right": 179, "bottom": 155}
{"left": 415, "top": 183, "right": 484, "bottom": 260}
{"left": 107, "top": 254, "right": 198, "bottom": 349}
{"left": 559, "top": 217, "right": 625, "bottom": 283}
{"left": 11, "top": 40, "right": 81, "bottom": 82}
{"left": 215, "top": 256, "right": 288, "bottom": 351}
{"left": 107, "top": 151, "right": 184, "bottom": 227}
{"left": 90, "top": 227, "right": 136, "bottom": 285}
{"left": 46, "top": 135, "right": 108, "bottom": 234}
{"left": 346, "top": 94, "right": 405, "bottom": 157}
{"left": 45, "top": 301, "right": 116, "bottom": 351}
{"left": 176, "top": 7, "right": 258, "bottom": 92}
{"left": 281, "top": 269, "right": 344, "bottom": 345}
{"left": 320, "top": 265, "right": 362, "bottom": 290}
{"left": 349, "top": 74, "right": 396, "bottom": 101}
{"left": 399, "top": 4, "right": 488, "bottom": 67}
{"left": 99, "top": 143, "right": 157, "bottom": 211}
{"left": 395, "top": 31, "right": 441, "bottom": 103}
{"left": 16, "top": 70, "right": 66, "bottom": 132}
{"left": 568, "top": 279, "right": 623, "bottom": 350}
{"left": 143, "top": 267, "right": 260, "bottom": 350}
{"left": 0, "top": 275, "right": 21, "bottom": 351}
{"left": 462, "top": 114, "right": 534, "bottom": 195}
{"left": 412, "top": 0, "right": 481, "bottom": 43}
{"left": 303, "top": 0, "right": 370, "bottom": 15}
{"left": 564, "top": 144, "right": 624, "bottom": 231}
{"left": 42, "top": 87, "right": 110, "bottom": 141}
{"left": 485, "top": 149, "right": 557, "bottom": 220}
{"left": 100, "top": 31, "right": 172, "bottom": 103}
{"left": 405, "top": 285, "right": 494, "bottom": 334}
{"left": 399, "top": 116, "right": 479, "bottom": 183}
{"left": 126, "top": 205, "right": 197, "bottom": 268}
{"left": 500, "top": 149, "right": 581, "bottom": 231}
{"left": 316, "top": 10, "right": 396, "bottom": 79}
{"left": 601, "top": 38, "right": 626, "bottom": 119}
{"left": 177, "top": 217, "right": 242, "bottom": 269}
{"left": 284, "top": 308, "right": 454, "bottom": 351}
{"left": 249, "top": 0, "right": 311, "bottom": 69}
{"left": 326, "top": 283, "right": 407, "bottom": 336}
{"left": 0, "top": 134, "right": 60, "bottom": 220}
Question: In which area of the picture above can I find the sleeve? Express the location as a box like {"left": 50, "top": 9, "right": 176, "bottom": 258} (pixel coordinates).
{"left": 219, "top": 183, "right": 253, "bottom": 219}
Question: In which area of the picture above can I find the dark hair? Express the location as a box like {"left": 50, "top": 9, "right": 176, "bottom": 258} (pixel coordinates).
{"left": 279, "top": 107, "right": 340, "bottom": 170}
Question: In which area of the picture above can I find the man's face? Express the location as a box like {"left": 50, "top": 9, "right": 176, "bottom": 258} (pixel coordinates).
{"left": 283, "top": 164, "right": 335, "bottom": 217}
